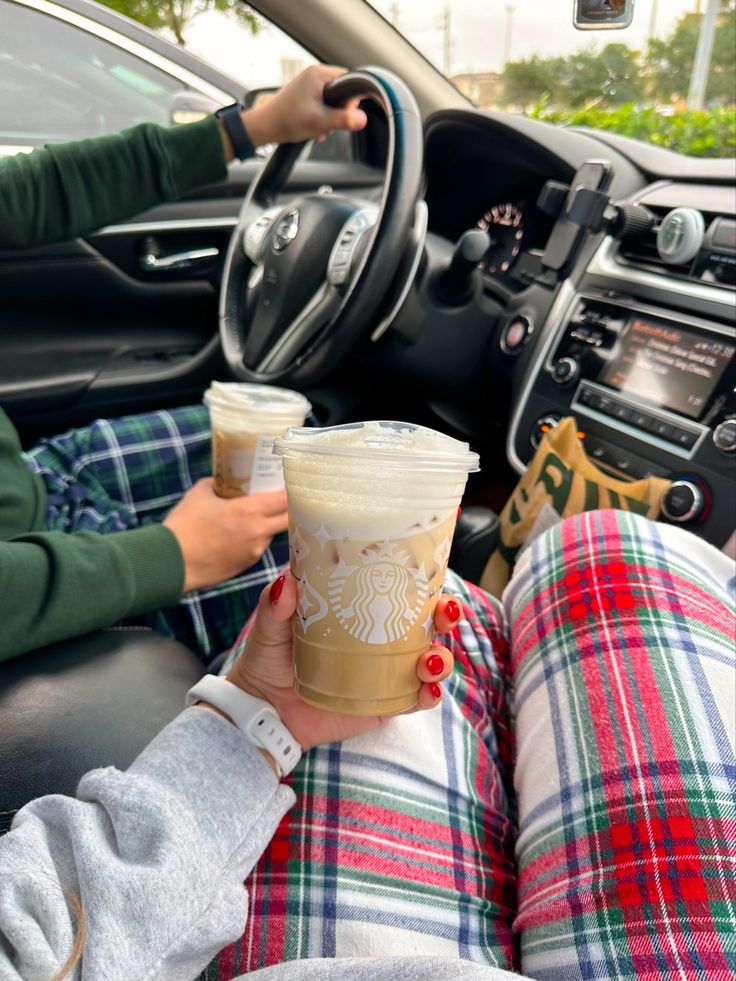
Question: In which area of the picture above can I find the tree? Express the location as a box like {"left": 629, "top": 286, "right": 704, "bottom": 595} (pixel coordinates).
{"left": 98, "top": 0, "right": 260, "bottom": 47}
{"left": 646, "top": 1, "right": 736, "bottom": 104}
{"left": 564, "top": 43, "right": 641, "bottom": 106}
{"left": 503, "top": 43, "right": 640, "bottom": 109}
{"left": 503, "top": 55, "right": 567, "bottom": 108}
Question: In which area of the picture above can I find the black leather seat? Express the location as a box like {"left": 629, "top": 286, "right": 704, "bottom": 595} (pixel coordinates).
{"left": 0, "top": 628, "right": 204, "bottom": 833}
{"left": 449, "top": 506, "right": 499, "bottom": 585}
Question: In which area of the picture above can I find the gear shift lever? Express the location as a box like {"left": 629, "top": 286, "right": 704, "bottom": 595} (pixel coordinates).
{"left": 434, "top": 229, "right": 491, "bottom": 305}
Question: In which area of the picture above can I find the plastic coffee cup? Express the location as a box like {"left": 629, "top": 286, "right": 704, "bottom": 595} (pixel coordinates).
{"left": 274, "top": 420, "right": 480, "bottom": 715}
{"left": 204, "top": 382, "right": 311, "bottom": 498}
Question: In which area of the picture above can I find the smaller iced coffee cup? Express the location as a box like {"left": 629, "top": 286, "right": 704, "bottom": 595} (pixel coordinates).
{"left": 274, "top": 421, "right": 480, "bottom": 715}
{"left": 204, "top": 382, "right": 311, "bottom": 498}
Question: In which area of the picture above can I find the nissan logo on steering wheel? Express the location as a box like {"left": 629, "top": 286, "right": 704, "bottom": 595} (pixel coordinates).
{"left": 273, "top": 210, "right": 300, "bottom": 252}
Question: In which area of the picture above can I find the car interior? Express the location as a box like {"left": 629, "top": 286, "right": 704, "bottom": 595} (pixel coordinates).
{"left": 1, "top": 0, "right": 734, "bottom": 832}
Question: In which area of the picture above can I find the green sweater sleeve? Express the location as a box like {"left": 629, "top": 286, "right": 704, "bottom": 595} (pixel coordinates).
{"left": 0, "top": 115, "right": 227, "bottom": 249}
{"left": 0, "top": 524, "right": 185, "bottom": 663}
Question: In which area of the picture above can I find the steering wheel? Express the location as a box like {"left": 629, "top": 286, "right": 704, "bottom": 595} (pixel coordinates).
{"left": 218, "top": 68, "right": 424, "bottom": 386}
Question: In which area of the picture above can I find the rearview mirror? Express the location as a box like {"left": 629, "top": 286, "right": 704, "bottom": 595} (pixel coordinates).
{"left": 573, "top": 0, "right": 634, "bottom": 30}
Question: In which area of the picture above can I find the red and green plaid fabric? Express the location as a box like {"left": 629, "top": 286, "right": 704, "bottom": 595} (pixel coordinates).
{"left": 210, "top": 571, "right": 517, "bottom": 975}
{"left": 24, "top": 405, "right": 287, "bottom": 663}
{"left": 506, "top": 509, "right": 735, "bottom": 979}
{"left": 208, "top": 510, "right": 734, "bottom": 980}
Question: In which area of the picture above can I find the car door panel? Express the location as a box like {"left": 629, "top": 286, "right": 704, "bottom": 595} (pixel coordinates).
{"left": 1, "top": 160, "right": 383, "bottom": 443}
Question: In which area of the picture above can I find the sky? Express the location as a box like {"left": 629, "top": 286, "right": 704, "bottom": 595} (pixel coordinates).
{"left": 180, "top": 0, "right": 699, "bottom": 90}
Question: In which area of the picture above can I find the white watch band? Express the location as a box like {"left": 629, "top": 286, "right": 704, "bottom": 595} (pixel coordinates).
{"left": 186, "top": 675, "right": 302, "bottom": 778}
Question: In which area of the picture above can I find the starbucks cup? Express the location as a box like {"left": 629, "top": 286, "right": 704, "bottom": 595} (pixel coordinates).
{"left": 203, "top": 382, "right": 311, "bottom": 498}
{"left": 274, "top": 421, "right": 480, "bottom": 715}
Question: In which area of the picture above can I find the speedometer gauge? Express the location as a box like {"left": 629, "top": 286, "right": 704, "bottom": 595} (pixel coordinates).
{"left": 477, "top": 203, "right": 525, "bottom": 275}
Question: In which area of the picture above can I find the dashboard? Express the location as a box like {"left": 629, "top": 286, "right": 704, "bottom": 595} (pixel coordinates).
{"left": 413, "top": 110, "right": 736, "bottom": 549}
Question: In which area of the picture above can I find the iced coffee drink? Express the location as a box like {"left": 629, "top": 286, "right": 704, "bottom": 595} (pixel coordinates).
{"left": 274, "top": 421, "right": 480, "bottom": 715}
{"left": 204, "top": 382, "right": 311, "bottom": 498}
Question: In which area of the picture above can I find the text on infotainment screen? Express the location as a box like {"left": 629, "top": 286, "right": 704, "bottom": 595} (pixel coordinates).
{"left": 601, "top": 318, "right": 735, "bottom": 419}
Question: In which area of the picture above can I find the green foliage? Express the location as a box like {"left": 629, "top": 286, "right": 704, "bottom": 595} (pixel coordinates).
{"left": 528, "top": 103, "right": 736, "bottom": 158}
{"left": 647, "top": 1, "right": 735, "bottom": 103}
{"left": 98, "top": 0, "right": 259, "bottom": 46}
{"left": 503, "top": 2, "right": 735, "bottom": 110}
{"left": 504, "top": 55, "right": 567, "bottom": 108}
{"left": 504, "top": 41, "right": 641, "bottom": 109}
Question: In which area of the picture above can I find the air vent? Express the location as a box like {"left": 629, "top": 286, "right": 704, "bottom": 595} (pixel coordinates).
{"left": 618, "top": 206, "right": 696, "bottom": 279}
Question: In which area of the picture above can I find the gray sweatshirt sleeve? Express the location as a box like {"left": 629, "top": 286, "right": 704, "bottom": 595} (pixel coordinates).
{"left": 0, "top": 707, "right": 295, "bottom": 980}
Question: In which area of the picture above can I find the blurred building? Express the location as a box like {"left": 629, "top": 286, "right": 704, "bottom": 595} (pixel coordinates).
{"left": 451, "top": 71, "right": 504, "bottom": 108}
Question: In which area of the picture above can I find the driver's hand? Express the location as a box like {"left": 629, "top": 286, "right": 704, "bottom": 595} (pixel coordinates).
{"left": 239, "top": 65, "right": 368, "bottom": 149}
{"left": 163, "top": 478, "right": 288, "bottom": 593}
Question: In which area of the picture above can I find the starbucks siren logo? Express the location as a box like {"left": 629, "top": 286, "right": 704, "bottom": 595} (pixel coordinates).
{"left": 328, "top": 540, "right": 430, "bottom": 644}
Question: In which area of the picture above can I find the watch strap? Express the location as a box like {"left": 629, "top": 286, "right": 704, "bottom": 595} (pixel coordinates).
{"left": 215, "top": 103, "right": 255, "bottom": 161}
{"left": 186, "top": 675, "right": 301, "bottom": 777}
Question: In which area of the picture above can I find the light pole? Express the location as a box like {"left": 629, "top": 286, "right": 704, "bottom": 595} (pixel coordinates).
{"left": 648, "top": 0, "right": 659, "bottom": 40}
{"left": 687, "top": 0, "right": 719, "bottom": 110}
{"left": 504, "top": 4, "right": 515, "bottom": 67}
{"left": 442, "top": 5, "right": 451, "bottom": 77}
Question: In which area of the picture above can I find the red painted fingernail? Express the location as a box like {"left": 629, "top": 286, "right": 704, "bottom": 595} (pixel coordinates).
{"left": 430, "top": 682, "right": 442, "bottom": 700}
{"left": 445, "top": 599, "right": 461, "bottom": 623}
{"left": 457, "top": 506, "right": 462, "bottom": 519}
{"left": 426, "top": 653, "right": 445, "bottom": 676}
{"left": 269, "top": 575, "right": 286, "bottom": 604}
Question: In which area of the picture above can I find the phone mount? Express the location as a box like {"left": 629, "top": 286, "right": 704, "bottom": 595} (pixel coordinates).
{"left": 536, "top": 161, "right": 654, "bottom": 283}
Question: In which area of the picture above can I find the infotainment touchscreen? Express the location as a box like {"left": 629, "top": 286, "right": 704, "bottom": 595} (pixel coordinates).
{"left": 601, "top": 317, "right": 735, "bottom": 419}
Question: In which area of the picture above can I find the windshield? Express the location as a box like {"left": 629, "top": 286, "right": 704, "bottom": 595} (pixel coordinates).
{"left": 365, "top": 0, "right": 735, "bottom": 158}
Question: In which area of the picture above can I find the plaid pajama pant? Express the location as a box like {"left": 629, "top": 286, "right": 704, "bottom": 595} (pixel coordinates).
{"left": 205, "top": 509, "right": 735, "bottom": 980}
{"left": 23, "top": 405, "right": 288, "bottom": 663}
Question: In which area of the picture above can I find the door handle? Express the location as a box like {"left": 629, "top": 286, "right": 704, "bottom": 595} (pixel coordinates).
{"left": 139, "top": 246, "right": 219, "bottom": 272}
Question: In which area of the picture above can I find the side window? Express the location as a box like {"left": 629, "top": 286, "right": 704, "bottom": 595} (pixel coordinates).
{"left": 0, "top": 0, "right": 224, "bottom": 150}
{"left": 182, "top": 9, "right": 348, "bottom": 162}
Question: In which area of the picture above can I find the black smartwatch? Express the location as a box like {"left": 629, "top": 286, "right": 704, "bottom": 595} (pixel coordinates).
{"left": 215, "top": 103, "right": 255, "bottom": 161}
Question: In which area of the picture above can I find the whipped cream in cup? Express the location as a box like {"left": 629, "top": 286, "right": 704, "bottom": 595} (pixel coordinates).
{"left": 204, "top": 381, "right": 311, "bottom": 498}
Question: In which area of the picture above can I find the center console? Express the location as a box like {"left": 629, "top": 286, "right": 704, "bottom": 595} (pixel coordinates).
{"left": 509, "top": 287, "right": 736, "bottom": 547}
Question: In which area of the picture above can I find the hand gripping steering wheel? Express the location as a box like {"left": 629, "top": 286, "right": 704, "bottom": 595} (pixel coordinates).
{"left": 218, "top": 68, "right": 424, "bottom": 386}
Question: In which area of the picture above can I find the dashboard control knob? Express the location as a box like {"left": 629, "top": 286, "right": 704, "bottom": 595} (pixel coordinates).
{"left": 552, "top": 357, "right": 580, "bottom": 387}
{"left": 661, "top": 480, "right": 705, "bottom": 524}
{"left": 713, "top": 418, "right": 736, "bottom": 455}
{"left": 531, "top": 414, "right": 561, "bottom": 449}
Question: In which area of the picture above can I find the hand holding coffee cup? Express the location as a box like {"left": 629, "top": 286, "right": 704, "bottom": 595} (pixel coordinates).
{"left": 226, "top": 572, "right": 461, "bottom": 751}
{"left": 274, "top": 421, "right": 480, "bottom": 715}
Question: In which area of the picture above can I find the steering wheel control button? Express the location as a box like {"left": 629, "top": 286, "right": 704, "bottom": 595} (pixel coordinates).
{"left": 531, "top": 414, "right": 561, "bottom": 449}
{"left": 244, "top": 209, "right": 280, "bottom": 263}
{"left": 713, "top": 418, "right": 736, "bottom": 454}
{"left": 500, "top": 315, "right": 532, "bottom": 355}
{"left": 328, "top": 207, "right": 379, "bottom": 288}
{"left": 552, "top": 357, "right": 580, "bottom": 387}
{"left": 661, "top": 480, "right": 705, "bottom": 524}
{"left": 272, "top": 209, "right": 300, "bottom": 252}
